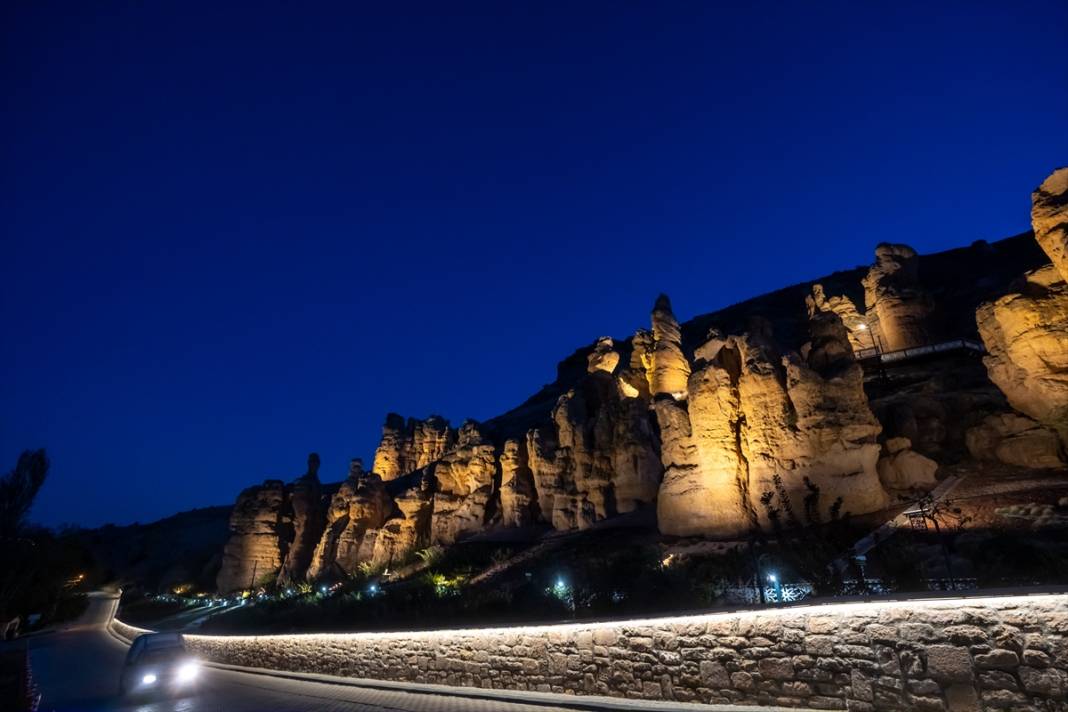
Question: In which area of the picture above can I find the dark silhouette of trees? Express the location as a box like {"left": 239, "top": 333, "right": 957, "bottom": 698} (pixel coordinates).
{"left": 0, "top": 449, "right": 90, "bottom": 630}
{"left": 0, "top": 449, "right": 49, "bottom": 540}
{"left": 756, "top": 474, "right": 865, "bottom": 596}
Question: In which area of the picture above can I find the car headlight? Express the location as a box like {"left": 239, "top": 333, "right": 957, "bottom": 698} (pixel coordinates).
{"left": 177, "top": 661, "right": 199, "bottom": 682}
{"left": 141, "top": 673, "right": 157, "bottom": 685}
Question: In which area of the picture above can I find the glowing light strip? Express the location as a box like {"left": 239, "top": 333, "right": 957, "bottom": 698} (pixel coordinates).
{"left": 113, "top": 592, "right": 1066, "bottom": 644}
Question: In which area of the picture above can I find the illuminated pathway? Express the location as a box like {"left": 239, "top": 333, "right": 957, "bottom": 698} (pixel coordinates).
{"left": 26, "top": 592, "right": 805, "bottom": 712}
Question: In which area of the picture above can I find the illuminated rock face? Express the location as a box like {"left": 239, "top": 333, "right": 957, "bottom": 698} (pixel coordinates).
{"left": 306, "top": 459, "right": 393, "bottom": 580}
{"left": 617, "top": 329, "right": 653, "bottom": 399}
{"left": 656, "top": 311, "right": 888, "bottom": 537}
{"left": 371, "top": 414, "right": 454, "bottom": 481}
{"left": 499, "top": 439, "right": 536, "bottom": 527}
{"left": 216, "top": 480, "right": 287, "bottom": 593}
{"left": 977, "top": 168, "right": 1068, "bottom": 446}
{"left": 361, "top": 476, "right": 433, "bottom": 570}
{"left": 528, "top": 370, "right": 662, "bottom": 530}
{"left": 430, "top": 422, "right": 498, "bottom": 545}
{"left": 586, "top": 336, "right": 620, "bottom": 374}
{"left": 278, "top": 454, "right": 325, "bottom": 585}
{"left": 862, "top": 243, "right": 934, "bottom": 351}
{"left": 655, "top": 355, "right": 749, "bottom": 538}
{"left": 650, "top": 294, "right": 691, "bottom": 398}
{"left": 1033, "top": 168, "right": 1068, "bottom": 282}
{"left": 806, "top": 284, "right": 875, "bottom": 352}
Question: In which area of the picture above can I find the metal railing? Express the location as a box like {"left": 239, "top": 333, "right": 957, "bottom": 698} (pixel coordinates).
{"left": 723, "top": 576, "right": 981, "bottom": 605}
{"left": 854, "top": 338, "right": 985, "bottom": 364}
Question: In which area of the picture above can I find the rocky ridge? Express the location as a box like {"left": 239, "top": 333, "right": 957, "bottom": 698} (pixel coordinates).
{"left": 216, "top": 171, "right": 1067, "bottom": 592}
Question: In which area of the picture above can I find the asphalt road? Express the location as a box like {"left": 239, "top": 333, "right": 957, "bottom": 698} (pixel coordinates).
{"left": 24, "top": 593, "right": 576, "bottom": 712}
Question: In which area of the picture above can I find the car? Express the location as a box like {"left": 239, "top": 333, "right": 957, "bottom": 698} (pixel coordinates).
{"left": 119, "top": 632, "right": 201, "bottom": 697}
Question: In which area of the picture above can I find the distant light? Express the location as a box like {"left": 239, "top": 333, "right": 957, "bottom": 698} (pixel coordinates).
{"left": 767, "top": 573, "right": 777, "bottom": 582}
{"left": 368, "top": 583, "right": 378, "bottom": 593}
{"left": 555, "top": 578, "right": 566, "bottom": 589}
{"left": 857, "top": 324, "right": 868, "bottom": 330}
{"left": 142, "top": 673, "right": 157, "bottom": 685}
{"left": 321, "top": 585, "right": 328, "bottom": 593}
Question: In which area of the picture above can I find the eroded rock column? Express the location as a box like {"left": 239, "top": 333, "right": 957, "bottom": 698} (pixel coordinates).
{"left": 862, "top": 243, "right": 934, "bottom": 351}
{"left": 977, "top": 167, "right": 1068, "bottom": 446}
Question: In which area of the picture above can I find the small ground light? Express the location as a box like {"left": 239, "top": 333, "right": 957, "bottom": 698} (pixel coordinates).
{"left": 767, "top": 572, "right": 783, "bottom": 604}
{"left": 368, "top": 583, "right": 378, "bottom": 593}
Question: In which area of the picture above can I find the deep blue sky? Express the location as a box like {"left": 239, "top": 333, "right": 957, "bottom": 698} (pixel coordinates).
{"left": 3, "top": 2, "right": 1066, "bottom": 527}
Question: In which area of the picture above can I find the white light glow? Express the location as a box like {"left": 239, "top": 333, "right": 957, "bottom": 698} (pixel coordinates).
{"left": 115, "top": 594, "right": 1066, "bottom": 648}
{"left": 141, "top": 673, "right": 157, "bottom": 685}
{"left": 177, "top": 661, "right": 199, "bottom": 682}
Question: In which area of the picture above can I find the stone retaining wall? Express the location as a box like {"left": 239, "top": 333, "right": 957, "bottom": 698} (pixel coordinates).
{"left": 112, "top": 593, "right": 1068, "bottom": 711}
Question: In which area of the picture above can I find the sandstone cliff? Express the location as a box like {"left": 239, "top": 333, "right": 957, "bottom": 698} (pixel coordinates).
{"left": 217, "top": 480, "right": 288, "bottom": 593}
{"left": 977, "top": 168, "right": 1068, "bottom": 447}
{"left": 277, "top": 453, "right": 325, "bottom": 585}
{"left": 371, "top": 414, "right": 454, "bottom": 481}
{"left": 656, "top": 304, "right": 888, "bottom": 537}
{"left": 862, "top": 243, "right": 935, "bottom": 352}
{"left": 306, "top": 459, "right": 393, "bottom": 580}
{"left": 215, "top": 172, "right": 1064, "bottom": 590}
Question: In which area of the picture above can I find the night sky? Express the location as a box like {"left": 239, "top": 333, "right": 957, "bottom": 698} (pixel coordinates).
{"left": 3, "top": 2, "right": 1066, "bottom": 528}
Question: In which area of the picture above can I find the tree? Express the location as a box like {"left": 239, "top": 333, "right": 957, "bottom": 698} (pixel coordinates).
{"left": 755, "top": 474, "right": 865, "bottom": 597}
{"left": 0, "top": 449, "right": 49, "bottom": 540}
{"left": 0, "top": 449, "right": 50, "bottom": 621}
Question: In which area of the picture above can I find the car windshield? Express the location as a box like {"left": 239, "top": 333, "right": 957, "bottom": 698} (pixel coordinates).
{"left": 139, "top": 647, "right": 187, "bottom": 665}
{"left": 131, "top": 634, "right": 187, "bottom": 664}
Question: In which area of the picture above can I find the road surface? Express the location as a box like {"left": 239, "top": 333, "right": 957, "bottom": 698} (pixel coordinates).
{"left": 23, "top": 592, "right": 580, "bottom": 712}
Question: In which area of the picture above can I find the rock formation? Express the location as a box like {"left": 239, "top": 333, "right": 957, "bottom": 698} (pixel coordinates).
{"left": 360, "top": 473, "right": 433, "bottom": 570}
{"left": 217, "top": 480, "right": 288, "bottom": 593}
{"left": 527, "top": 369, "right": 662, "bottom": 530}
{"left": 650, "top": 294, "right": 690, "bottom": 398}
{"left": 656, "top": 304, "right": 889, "bottom": 538}
{"left": 371, "top": 414, "right": 454, "bottom": 481}
{"left": 806, "top": 284, "right": 875, "bottom": 352}
{"left": 1032, "top": 168, "right": 1068, "bottom": 282}
{"left": 977, "top": 168, "right": 1068, "bottom": 447}
{"left": 862, "top": 243, "right": 934, "bottom": 351}
{"left": 586, "top": 336, "right": 620, "bottom": 374}
{"left": 278, "top": 453, "right": 325, "bottom": 585}
{"left": 965, "top": 414, "right": 1066, "bottom": 469}
{"left": 306, "top": 459, "right": 393, "bottom": 580}
{"left": 430, "top": 421, "right": 498, "bottom": 545}
{"left": 876, "top": 437, "right": 939, "bottom": 490}
{"left": 499, "top": 439, "right": 536, "bottom": 527}
{"left": 214, "top": 184, "right": 1068, "bottom": 590}
{"left": 655, "top": 338, "right": 750, "bottom": 537}
{"left": 617, "top": 330, "right": 653, "bottom": 399}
